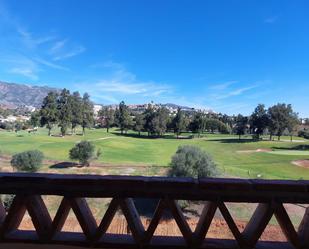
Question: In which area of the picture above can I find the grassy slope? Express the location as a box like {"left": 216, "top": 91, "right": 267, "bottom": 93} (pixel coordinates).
{"left": 0, "top": 128, "right": 309, "bottom": 179}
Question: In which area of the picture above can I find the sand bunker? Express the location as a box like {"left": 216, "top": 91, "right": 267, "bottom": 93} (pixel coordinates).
{"left": 292, "top": 160, "right": 309, "bottom": 168}
{"left": 237, "top": 148, "right": 272, "bottom": 153}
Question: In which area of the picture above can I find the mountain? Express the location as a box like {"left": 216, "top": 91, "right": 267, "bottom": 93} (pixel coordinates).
{"left": 0, "top": 81, "right": 59, "bottom": 109}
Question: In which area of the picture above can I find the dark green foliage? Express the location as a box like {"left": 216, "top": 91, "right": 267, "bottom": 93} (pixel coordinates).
{"left": 81, "top": 93, "right": 94, "bottom": 135}
{"left": 268, "top": 103, "right": 298, "bottom": 141}
{"left": 150, "top": 107, "right": 170, "bottom": 136}
{"left": 40, "top": 92, "right": 58, "bottom": 136}
{"left": 298, "top": 130, "right": 309, "bottom": 139}
{"left": 70, "top": 91, "right": 83, "bottom": 134}
{"left": 98, "top": 107, "right": 115, "bottom": 132}
{"left": 11, "top": 150, "right": 44, "bottom": 172}
{"left": 57, "top": 89, "right": 72, "bottom": 136}
{"left": 234, "top": 114, "right": 248, "bottom": 139}
{"left": 169, "top": 145, "right": 217, "bottom": 178}
{"left": 190, "top": 112, "right": 204, "bottom": 136}
{"left": 172, "top": 108, "right": 188, "bottom": 138}
{"left": 69, "top": 140, "right": 95, "bottom": 166}
{"left": 250, "top": 104, "right": 269, "bottom": 139}
{"left": 205, "top": 118, "right": 229, "bottom": 133}
{"left": 14, "top": 121, "right": 23, "bottom": 133}
{"left": 115, "top": 101, "right": 132, "bottom": 134}
{"left": 30, "top": 111, "right": 41, "bottom": 128}
{"left": 133, "top": 113, "right": 145, "bottom": 135}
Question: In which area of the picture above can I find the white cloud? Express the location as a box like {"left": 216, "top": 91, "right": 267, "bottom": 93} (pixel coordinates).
{"left": 75, "top": 61, "right": 173, "bottom": 103}
{"left": 51, "top": 40, "right": 85, "bottom": 61}
{"left": 9, "top": 67, "right": 38, "bottom": 80}
{"left": 209, "top": 81, "right": 238, "bottom": 90}
{"left": 212, "top": 85, "right": 258, "bottom": 100}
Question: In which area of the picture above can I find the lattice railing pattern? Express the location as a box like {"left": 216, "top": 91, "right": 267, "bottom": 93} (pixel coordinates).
{"left": 0, "top": 173, "right": 309, "bottom": 249}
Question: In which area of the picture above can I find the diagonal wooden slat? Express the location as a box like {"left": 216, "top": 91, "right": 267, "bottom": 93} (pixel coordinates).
{"left": 298, "top": 207, "right": 309, "bottom": 248}
{"left": 0, "top": 195, "right": 26, "bottom": 237}
{"left": 95, "top": 198, "right": 120, "bottom": 240}
{"left": 69, "top": 197, "right": 98, "bottom": 240}
{"left": 0, "top": 199, "right": 6, "bottom": 225}
{"left": 194, "top": 201, "right": 217, "bottom": 247}
{"left": 166, "top": 199, "right": 192, "bottom": 246}
{"left": 143, "top": 199, "right": 167, "bottom": 244}
{"left": 50, "top": 197, "right": 71, "bottom": 237}
{"left": 274, "top": 203, "right": 300, "bottom": 248}
{"left": 242, "top": 203, "right": 274, "bottom": 247}
{"left": 218, "top": 202, "right": 245, "bottom": 247}
{"left": 119, "top": 198, "right": 145, "bottom": 245}
{"left": 25, "top": 195, "right": 52, "bottom": 241}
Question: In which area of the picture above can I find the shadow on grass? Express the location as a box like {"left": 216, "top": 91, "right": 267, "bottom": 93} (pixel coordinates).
{"left": 111, "top": 132, "right": 193, "bottom": 140}
{"left": 272, "top": 145, "right": 309, "bottom": 151}
{"left": 208, "top": 138, "right": 257, "bottom": 143}
{"left": 50, "top": 162, "right": 79, "bottom": 169}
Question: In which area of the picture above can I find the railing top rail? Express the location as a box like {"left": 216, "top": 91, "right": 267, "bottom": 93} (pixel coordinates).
{"left": 0, "top": 173, "right": 308, "bottom": 202}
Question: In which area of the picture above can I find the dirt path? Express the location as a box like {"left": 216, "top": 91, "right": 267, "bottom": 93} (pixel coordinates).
{"left": 18, "top": 216, "right": 287, "bottom": 241}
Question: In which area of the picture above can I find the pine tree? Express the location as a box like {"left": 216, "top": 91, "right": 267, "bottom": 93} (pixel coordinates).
{"left": 173, "top": 108, "right": 187, "bottom": 138}
{"left": 70, "top": 91, "right": 83, "bottom": 134}
{"left": 40, "top": 92, "right": 58, "bottom": 136}
{"left": 115, "top": 101, "right": 132, "bottom": 134}
{"left": 98, "top": 107, "right": 115, "bottom": 132}
{"left": 133, "top": 113, "right": 145, "bottom": 136}
{"left": 57, "top": 88, "right": 72, "bottom": 136}
{"left": 81, "top": 93, "right": 94, "bottom": 135}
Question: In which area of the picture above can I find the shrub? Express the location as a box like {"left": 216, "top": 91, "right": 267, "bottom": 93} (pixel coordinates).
{"left": 169, "top": 145, "right": 217, "bottom": 178}
{"left": 69, "top": 140, "right": 95, "bottom": 166}
{"left": 298, "top": 130, "right": 309, "bottom": 139}
{"left": 10, "top": 150, "right": 44, "bottom": 172}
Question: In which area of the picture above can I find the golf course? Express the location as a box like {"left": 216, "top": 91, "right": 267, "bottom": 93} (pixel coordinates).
{"left": 0, "top": 127, "right": 309, "bottom": 179}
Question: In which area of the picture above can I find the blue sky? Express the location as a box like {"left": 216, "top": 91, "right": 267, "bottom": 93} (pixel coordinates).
{"left": 0, "top": 0, "right": 308, "bottom": 117}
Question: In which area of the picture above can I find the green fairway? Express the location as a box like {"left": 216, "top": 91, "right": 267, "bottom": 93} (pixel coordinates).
{"left": 267, "top": 150, "right": 309, "bottom": 155}
{"left": 0, "top": 128, "right": 309, "bottom": 179}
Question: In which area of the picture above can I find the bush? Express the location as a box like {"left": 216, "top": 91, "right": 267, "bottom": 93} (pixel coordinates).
{"left": 11, "top": 150, "right": 44, "bottom": 172}
{"left": 169, "top": 145, "right": 217, "bottom": 178}
{"left": 298, "top": 130, "right": 309, "bottom": 139}
{"left": 69, "top": 140, "right": 95, "bottom": 166}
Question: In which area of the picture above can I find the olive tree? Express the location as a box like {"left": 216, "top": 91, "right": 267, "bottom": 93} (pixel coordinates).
{"left": 69, "top": 140, "right": 96, "bottom": 166}
{"left": 10, "top": 150, "right": 44, "bottom": 172}
{"left": 169, "top": 145, "right": 217, "bottom": 178}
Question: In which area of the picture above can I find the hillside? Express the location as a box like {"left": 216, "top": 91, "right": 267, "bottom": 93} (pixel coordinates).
{"left": 0, "top": 81, "right": 59, "bottom": 109}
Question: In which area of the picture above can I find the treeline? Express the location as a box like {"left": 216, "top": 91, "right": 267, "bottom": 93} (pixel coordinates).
{"left": 98, "top": 102, "right": 302, "bottom": 141}
{"left": 97, "top": 101, "right": 230, "bottom": 138}
{"left": 1, "top": 88, "right": 306, "bottom": 141}
{"left": 31, "top": 89, "right": 94, "bottom": 136}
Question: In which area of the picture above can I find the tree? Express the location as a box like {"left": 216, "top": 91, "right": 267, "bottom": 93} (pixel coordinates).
{"left": 69, "top": 140, "right": 95, "bottom": 166}
{"left": 81, "top": 93, "right": 94, "bottom": 135}
{"left": 115, "top": 101, "right": 132, "bottom": 134}
{"left": 173, "top": 108, "right": 187, "bottom": 138}
{"left": 250, "top": 104, "right": 269, "bottom": 140}
{"left": 287, "top": 112, "right": 299, "bottom": 142}
{"left": 133, "top": 113, "right": 145, "bottom": 136}
{"left": 268, "top": 103, "right": 296, "bottom": 141}
{"left": 57, "top": 89, "right": 72, "bottom": 136}
{"left": 40, "top": 92, "right": 58, "bottom": 136}
{"left": 190, "top": 112, "right": 204, "bottom": 137}
{"left": 150, "top": 107, "right": 170, "bottom": 136}
{"left": 30, "top": 111, "right": 41, "bottom": 128}
{"left": 11, "top": 150, "right": 44, "bottom": 172}
{"left": 235, "top": 114, "right": 248, "bottom": 140}
{"left": 98, "top": 107, "right": 115, "bottom": 132}
{"left": 14, "top": 121, "right": 23, "bottom": 133}
{"left": 70, "top": 91, "right": 83, "bottom": 134}
{"left": 169, "top": 145, "right": 217, "bottom": 178}
{"left": 143, "top": 104, "right": 155, "bottom": 136}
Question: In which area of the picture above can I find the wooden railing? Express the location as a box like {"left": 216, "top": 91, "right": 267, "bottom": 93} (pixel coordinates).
{"left": 0, "top": 173, "right": 309, "bottom": 249}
